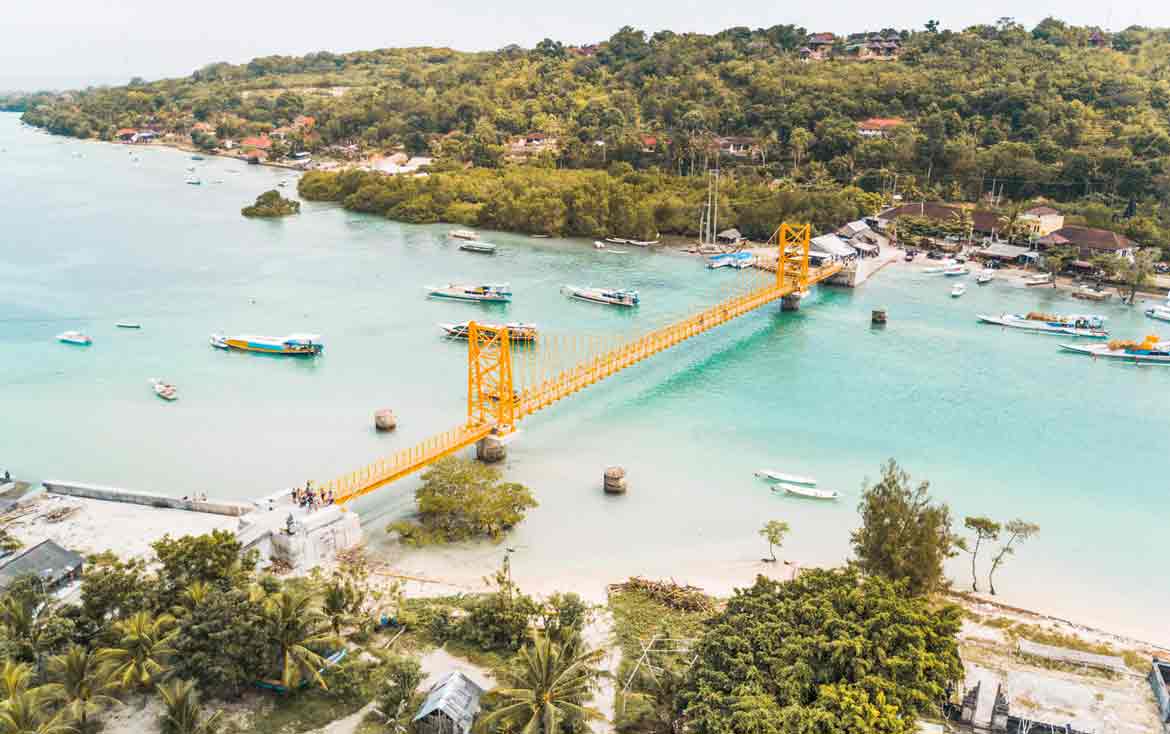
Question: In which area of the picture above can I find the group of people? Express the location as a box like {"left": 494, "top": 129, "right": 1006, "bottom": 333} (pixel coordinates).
{"left": 292, "top": 482, "right": 334, "bottom": 512}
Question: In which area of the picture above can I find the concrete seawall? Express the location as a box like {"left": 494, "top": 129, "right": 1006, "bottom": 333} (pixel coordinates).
{"left": 43, "top": 480, "right": 254, "bottom": 517}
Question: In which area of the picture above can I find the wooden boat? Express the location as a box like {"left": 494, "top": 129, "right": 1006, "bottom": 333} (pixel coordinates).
{"left": 150, "top": 378, "right": 178, "bottom": 401}
{"left": 777, "top": 483, "right": 840, "bottom": 500}
{"left": 57, "top": 330, "right": 92, "bottom": 346}
{"left": 951, "top": 283, "right": 966, "bottom": 297}
{"left": 209, "top": 333, "right": 324, "bottom": 355}
{"left": 627, "top": 239, "right": 660, "bottom": 247}
{"left": 459, "top": 241, "right": 497, "bottom": 254}
{"left": 426, "top": 283, "right": 512, "bottom": 303}
{"left": 977, "top": 312, "right": 1108, "bottom": 338}
{"left": 439, "top": 321, "right": 537, "bottom": 342}
{"left": 1072, "top": 286, "right": 1112, "bottom": 302}
{"left": 754, "top": 469, "right": 816, "bottom": 486}
{"left": 116, "top": 322, "right": 142, "bottom": 329}
{"left": 1023, "top": 274, "right": 1053, "bottom": 286}
{"left": 604, "top": 237, "right": 631, "bottom": 245}
{"left": 448, "top": 229, "right": 480, "bottom": 241}
{"left": 943, "top": 265, "right": 970, "bottom": 277}
{"left": 1059, "top": 335, "right": 1170, "bottom": 364}
{"left": 562, "top": 285, "right": 639, "bottom": 307}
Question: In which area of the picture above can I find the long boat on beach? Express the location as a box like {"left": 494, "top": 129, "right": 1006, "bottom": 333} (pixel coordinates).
{"left": 209, "top": 333, "right": 324, "bottom": 355}
{"left": 426, "top": 283, "right": 512, "bottom": 303}
{"left": 1059, "top": 335, "right": 1170, "bottom": 364}
{"left": 977, "top": 312, "right": 1108, "bottom": 338}
{"left": 562, "top": 285, "right": 639, "bottom": 307}
{"left": 439, "top": 321, "right": 537, "bottom": 342}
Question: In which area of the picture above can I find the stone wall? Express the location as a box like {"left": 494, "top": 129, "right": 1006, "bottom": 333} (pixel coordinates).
{"left": 43, "top": 480, "right": 254, "bottom": 517}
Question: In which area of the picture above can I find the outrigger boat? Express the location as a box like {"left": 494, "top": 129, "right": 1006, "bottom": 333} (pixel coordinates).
{"left": 150, "top": 378, "right": 178, "bottom": 401}
{"left": 776, "top": 483, "right": 840, "bottom": 500}
{"left": 439, "top": 321, "right": 537, "bottom": 342}
{"left": 116, "top": 322, "right": 142, "bottom": 329}
{"left": 209, "top": 333, "right": 324, "bottom": 355}
{"left": 426, "top": 283, "right": 512, "bottom": 303}
{"left": 1145, "top": 305, "right": 1170, "bottom": 323}
{"left": 604, "top": 237, "right": 631, "bottom": 245}
{"left": 562, "top": 285, "right": 639, "bottom": 307}
{"left": 448, "top": 229, "right": 480, "bottom": 241}
{"left": 1059, "top": 334, "right": 1170, "bottom": 364}
{"left": 754, "top": 469, "right": 816, "bottom": 486}
{"left": 459, "top": 241, "right": 497, "bottom": 254}
{"left": 57, "top": 330, "right": 92, "bottom": 346}
{"left": 977, "top": 312, "right": 1108, "bottom": 338}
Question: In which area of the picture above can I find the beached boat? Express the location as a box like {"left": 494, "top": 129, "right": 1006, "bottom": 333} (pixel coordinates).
{"left": 943, "top": 265, "right": 970, "bottom": 277}
{"left": 448, "top": 229, "right": 480, "bottom": 241}
{"left": 754, "top": 469, "right": 816, "bottom": 486}
{"left": 951, "top": 283, "right": 967, "bottom": 297}
{"left": 777, "top": 483, "right": 840, "bottom": 500}
{"left": 1072, "top": 285, "right": 1113, "bottom": 302}
{"left": 605, "top": 249, "right": 629, "bottom": 255}
{"left": 1145, "top": 305, "right": 1170, "bottom": 323}
{"left": 976, "top": 269, "right": 995, "bottom": 284}
{"left": 1059, "top": 335, "right": 1170, "bottom": 364}
{"left": 562, "top": 285, "right": 639, "bottom": 307}
{"left": 116, "top": 322, "right": 142, "bottom": 329}
{"left": 977, "top": 312, "right": 1108, "bottom": 338}
{"left": 426, "top": 283, "right": 512, "bottom": 303}
{"left": 459, "top": 241, "right": 497, "bottom": 254}
{"left": 1023, "top": 273, "right": 1053, "bottom": 286}
{"left": 439, "top": 321, "right": 537, "bottom": 342}
{"left": 150, "top": 378, "right": 178, "bottom": 401}
{"left": 56, "top": 330, "right": 92, "bottom": 346}
{"left": 209, "top": 333, "right": 324, "bottom": 355}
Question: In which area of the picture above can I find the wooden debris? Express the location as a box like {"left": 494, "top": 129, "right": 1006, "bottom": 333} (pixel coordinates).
{"left": 43, "top": 506, "right": 78, "bottom": 523}
{"left": 609, "top": 576, "right": 714, "bottom": 613}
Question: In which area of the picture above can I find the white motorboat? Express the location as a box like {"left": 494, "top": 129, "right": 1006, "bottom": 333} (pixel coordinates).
{"left": 627, "top": 239, "right": 660, "bottom": 247}
{"left": 459, "top": 241, "right": 497, "bottom": 254}
{"left": 922, "top": 259, "right": 958, "bottom": 273}
{"left": 951, "top": 283, "right": 967, "bottom": 297}
{"left": 150, "top": 378, "right": 178, "bottom": 401}
{"left": 57, "top": 330, "right": 92, "bottom": 346}
{"left": 1145, "top": 305, "right": 1170, "bottom": 323}
{"left": 977, "top": 312, "right": 1108, "bottom": 338}
{"left": 777, "top": 483, "right": 840, "bottom": 500}
{"left": 426, "top": 283, "right": 512, "bottom": 303}
{"left": 116, "top": 322, "right": 142, "bottom": 329}
{"left": 439, "top": 321, "right": 537, "bottom": 342}
{"left": 976, "top": 269, "right": 995, "bottom": 284}
{"left": 184, "top": 175, "right": 201, "bottom": 185}
{"left": 943, "top": 265, "right": 970, "bottom": 277}
{"left": 1023, "top": 273, "right": 1053, "bottom": 286}
{"left": 448, "top": 229, "right": 480, "bottom": 241}
{"left": 1059, "top": 334, "right": 1170, "bottom": 364}
{"left": 209, "top": 334, "right": 228, "bottom": 349}
{"left": 562, "top": 285, "right": 639, "bottom": 307}
{"left": 593, "top": 241, "right": 606, "bottom": 249}
{"left": 754, "top": 469, "right": 816, "bottom": 486}
{"left": 604, "top": 237, "right": 630, "bottom": 245}
{"left": 1072, "top": 285, "right": 1113, "bottom": 302}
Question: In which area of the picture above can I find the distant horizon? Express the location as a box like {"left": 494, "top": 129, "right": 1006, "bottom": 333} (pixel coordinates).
{"left": 2, "top": 2, "right": 1164, "bottom": 93}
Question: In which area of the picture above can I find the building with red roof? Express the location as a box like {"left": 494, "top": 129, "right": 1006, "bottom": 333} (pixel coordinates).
{"left": 858, "top": 118, "right": 907, "bottom": 137}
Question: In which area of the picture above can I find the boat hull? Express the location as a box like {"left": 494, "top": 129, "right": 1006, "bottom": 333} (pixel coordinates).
{"left": 777, "top": 483, "right": 840, "bottom": 500}
{"left": 977, "top": 315, "right": 1108, "bottom": 338}
{"left": 565, "top": 290, "right": 638, "bottom": 307}
{"left": 1059, "top": 343, "right": 1170, "bottom": 364}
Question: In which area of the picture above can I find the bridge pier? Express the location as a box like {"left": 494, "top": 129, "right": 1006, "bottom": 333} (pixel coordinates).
{"left": 476, "top": 436, "right": 507, "bottom": 463}
{"left": 781, "top": 292, "right": 803, "bottom": 311}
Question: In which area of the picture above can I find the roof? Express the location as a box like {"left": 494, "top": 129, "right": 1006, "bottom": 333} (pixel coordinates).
{"left": 116, "top": 128, "right": 137, "bottom": 136}
{"left": 241, "top": 136, "right": 273, "bottom": 149}
{"left": 719, "top": 136, "right": 755, "bottom": 146}
{"left": 413, "top": 672, "right": 484, "bottom": 734}
{"left": 1018, "top": 639, "right": 1126, "bottom": 673}
{"left": 807, "top": 32, "right": 835, "bottom": 44}
{"left": 717, "top": 228, "right": 743, "bottom": 241}
{"left": 811, "top": 234, "right": 856, "bottom": 257}
{"left": 858, "top": 117, "right": 906, "bottom": 130}
{"left": 878, "top": 202, "right": 1000, "bottom": 233}
{"left": 1040, "top": 226, "right": 1134, "bottom": 252}
{"left": 1024, "top": 206, "right": 1059, "bottom": 216}
{"left": 838, "top": 220, "right": 870, "bottom": 236}
{"left": 0, "top": 539, "right": 83, "bottom": 590}
{"left": 978, "top": 243, "right": 1032, "bottom": 259}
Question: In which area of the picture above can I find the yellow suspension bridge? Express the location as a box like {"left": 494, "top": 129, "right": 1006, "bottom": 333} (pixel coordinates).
{"left": 322, "top": 223, "right": 840, "bottom": 503}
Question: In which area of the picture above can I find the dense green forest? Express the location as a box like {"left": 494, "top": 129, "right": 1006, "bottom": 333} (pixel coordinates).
{"left": 12, "top": 18, "right": 1170, "bottom": 241}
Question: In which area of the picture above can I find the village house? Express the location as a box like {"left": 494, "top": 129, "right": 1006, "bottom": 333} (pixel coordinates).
{"left": 240, "top": 135, "right": 273, "bottom": 151}
{"left": 191, "top": 121, "right": 215, "bottom": 134}
{"left": 1088, "top": 30, "right": 1110, "bottom": 48}
{"left": 640, "top": 134, "right": 670, "bottom": 153}
{"left": 413, "top": 672, "right": 484, "bottom": 734}
{"left": 716, "top": 136, "right": 758, "bottom": 158}
{"left": 1036, "top": 226, "right": 1137, "bottom": 259}
{"left": 1151, "top": 658, "right": 1170, "bottom": 725}
{"left": 877, "top": 202, "right": 1002, "bottom": 240}
{"left": 801, "top": 32, "right": 835, "bottom": 61}
{"left": 1017, "top": 206, "right": 1065, "bottom": 237}
{"left": 0, "top": 539, "right": 84, "bottom": 594}
{"left": 116, "top": 128, "right": 137, "bottom": 142}
{"left": 293, "top": 115, "right": 316, "bottom": 130}
{"left": 507, "top": 132, "right": 558, "bottom": 156}
{"left": 857, "top": 117, "right": 906, "bottom": 138}
{"left": 569, "top": 44, "right": 599, "bottom": 57}
{"left": 845, "top": 32, "right": 903, "bottom": 60}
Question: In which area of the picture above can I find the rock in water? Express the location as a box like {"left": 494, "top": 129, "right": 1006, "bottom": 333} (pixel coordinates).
{"left": 374, "top": 409, "right": 397, "bottom": 431}
{"left": 604, "top": 466, "right": 627, "bottom": 494}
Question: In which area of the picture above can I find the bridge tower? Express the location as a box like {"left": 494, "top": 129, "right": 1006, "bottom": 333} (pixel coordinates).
{"left": 773, "top": 223, "right": 811, "bottom": 310}
{"left": 467, "top": 322, "right": 514, "bottom": 461}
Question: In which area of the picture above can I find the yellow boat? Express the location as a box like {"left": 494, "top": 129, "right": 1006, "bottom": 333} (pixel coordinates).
{"left": 209, "top": 333, "right": 323, "bottom": 356}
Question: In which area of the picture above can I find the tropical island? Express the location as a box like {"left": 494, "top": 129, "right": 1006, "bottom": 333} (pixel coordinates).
{"left": 241, "top": 189, "right": 301, "bottom": 218}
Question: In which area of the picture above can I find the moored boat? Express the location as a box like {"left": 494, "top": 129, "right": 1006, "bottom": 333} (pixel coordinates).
{"left": 604, "top": 237, "right": 631, "bottom": 245}
{"left": 754, "top": 469, "right": 816, "bottom": 486}
{"left": 976, "top": 269, "right": 995, "bottom": 284}
{"left": 951, "top": 283, "right": 966, "bottom": 297}
{"left": 184, "top": 175, "right": 201, "bottom": 185}
{"left": 1059, "top": 334, "right": 1170, "bottom": 364}
{"left": 707, "top": 253, "right": 733, "bottom": 269}
{"left": 593, "top": 241, "right": 606, "bottom": 249}
{"left": 209, "top": 333, "right": 324, "bottom": 355}
{"left": 1145, "top": 305, "right": 1170, "bottom": 323}
{"left": 1072, "top": 285, "right": 1113, "bottom": 302}
{"left": 116, "top": 322, "right": 142, "bottom": 329}
{"left": 150, "top": 378, "right": 178, "bottom": 401}
{"left": 776, "top": 483, "right": 840, "bottom": 500}
{"left": 977, "top": 312, "right": 1108, "bottom": 338}
{"left": 562, "top": 285, "right": 639, "bottom": 307}
{"left": 627, "top": 239, "right": 660, "bottom": 247}
{"left": 448, "top": 229, "right": 480, "bottom": 241}
{"left": 459, "top": 241, "right": 497, "bottom": 254}
{"left": 943, "top": 265, "right": 970, "bottom": 276}
{"left": 1023, "top": 273, "right": 1053, "bottom": 286}
{"left": 426, "top": 283, "right": 512, "bottom": 303}
{"left": 923, "top": 259, "right": 958, "bottom": 273}
{"left": 439, "top": 321, "right": 537, "bottom": 342}
{"left": 57, "top": 330, "right": 92, "bottom": 346}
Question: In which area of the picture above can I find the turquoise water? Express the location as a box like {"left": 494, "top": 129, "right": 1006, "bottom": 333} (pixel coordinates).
{"left": 2, "top": 114, "right": 1168, "bottom": 644}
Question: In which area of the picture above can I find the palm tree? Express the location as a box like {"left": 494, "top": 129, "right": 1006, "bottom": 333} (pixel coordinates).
{"left": 42, "top": 645, "right": 118, "bottom": 733}
{"left": 0, "top": 660, "right": 35, "bottom": 700}
{"left": 476, "top": 636, "right": 605, "bottom": 734}
{"left": 1043, "top": 245, "right": 1076, "bottom": 288}
{"left": 1119, "top": 247, "right": 1159, "bottom": 304}
{"left": 156, "top": 680, "right": 222, "bottom": 734}
{"left": 262, "top": 589, "right": 334, "bottom": 691}
{"left": 0, "top": 689, "right": 73, "bottom": 734}
{"left": 97, "top": 612, "right": 177, "bottom": 701}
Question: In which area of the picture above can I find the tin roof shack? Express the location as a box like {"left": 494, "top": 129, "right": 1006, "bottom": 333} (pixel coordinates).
{"left": 1152, "top": 658, "right": 1170, "bottom": 724}
{"left": 0, "top": 539, "right": 83, "bottom": 593}
{"left": 414, "top": 672, "right": 484, "bottom": 734}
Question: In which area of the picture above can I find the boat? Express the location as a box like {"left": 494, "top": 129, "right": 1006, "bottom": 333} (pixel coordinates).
{"left": 448, "top": 229, "right": 480, "bottom": 241}
{"left": 191, "top": 155, "right": 205, "bottom": 161}
{"left": 1072, "top": 286, "right": 1113, "bottom": 302}
{"left": 776, "top": 483, "right": 840, "bottom": 500}
{"left": 904, "top": 251, "right": 917, "bottom": 262}
{"left": 951, "top": 283, "right": 967, "bottom": 297}
{"left": 923, "top": 259, "right": 958, "bottom": 273}
{"left": 531, "top": 234, "right": 551, "bottom": 238}
{"left": 459, "top": 241, "right": 497, "bottom": 254}
{"left": 208, "top": 333, "right": 324, "bottom": 355}
{"left": 605, "top": 249, "right": 629, "bottom": 255}
{"left": 604, "top": 237, "right": 631, "bottom": 245}
{"left": 150, "top": 378, "right": 178, "bottom": 401}
{"left": 184, "top": 176, "right": 201, "bottom": 185}
{"left": 115, "top": 322, "right": 142, "bottom": 329}
{"left": 943, "top": 265, "right": 970, "bottom": 277}
{"left": 426, "top": 283, "right": 512, "bottom": 303}
{"left": 56, "top": 330, "right": 92, "bottom": 346}
{"left": 729, "top": 252, "right": 756, "bottom": 269}
{"left": 1145, "top": 305, "right": 1170, "bottom": 323}
{"left": 707, "top": 252, "right": 754, "bottom": 270}
{"left": 593, "top": 241, "right": 606, "bottom": 249}
{"left": 977, "top": 312, "right": 1108, "bottom": 338}
{"left": 976, "top": 269, "right": 995, "bottom": 284}
{"left": 1023, "top": 274, "right": 1053, "bottom": 286}
{"left": 1059, "top": 334, "right": 1170, "bottom": 364}
{"left": 277, "top": 180, "right": 288, "bottom": 188}
{"left": 627, "top": 239, "right": 660, "bottom": 247}
{"left": 707, "top": 253, "right": 733, "bottom": 269}
{"left": 562, "top": 285, "right": 639, "bottom": 307}
{"left": 439, "top": 321, "right": 538, "bottom": 342}
{"left": 753, "top": 469, "right": 816, "bottom": 486}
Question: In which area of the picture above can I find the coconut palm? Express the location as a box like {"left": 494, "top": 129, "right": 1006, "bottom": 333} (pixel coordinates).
{"left": 475, "top": 636, "right": 605, "bottom": 734}
{"left": 42, "top": 645, "right": 118, "bottom": 733}
{"left": 97, "top": 612, "right": 177, "bottom": 697}
{"left": 0, "top": 689, "right": 73, "bottom": 734}
{"left": 0, "top": 660, "right": 36, "bottom": 701}
{"left": 262, "top": 589, "right": 334, "bottom": 691}
{"left": 156, "top": 679, "right": 222, "bottom": 734}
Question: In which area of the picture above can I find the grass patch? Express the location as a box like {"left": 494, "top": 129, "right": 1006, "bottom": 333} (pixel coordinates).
{"left": 400, "top": 595, "right": 513, "bottom": 673}
{"left": 984, "top": 616, "right": 1016, "bottom": 629}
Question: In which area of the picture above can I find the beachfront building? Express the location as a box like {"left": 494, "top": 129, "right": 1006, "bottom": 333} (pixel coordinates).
{"left": 1036, "top": 226, "right": 1137, "bottom": 260}
{"left": 1017, "top": 206, "right": 1065, "bottom": 237}
{"left": 877, "top": 202, "right": 1002, "bottom": 241}
{"left": 116, "top": 128, "right": 137, "bottom": 142}
{"left": 0, "top": 539, "right": 84, "bottom": 594}
{"left": 413, "top": 672, "right": 484, "bottom": 734}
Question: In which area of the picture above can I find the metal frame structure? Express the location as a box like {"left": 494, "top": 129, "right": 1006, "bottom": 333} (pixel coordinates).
{"left": 467, "top": 322, "right": 515, "bottom": 435}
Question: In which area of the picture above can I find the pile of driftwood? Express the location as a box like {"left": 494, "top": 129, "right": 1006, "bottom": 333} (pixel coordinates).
{"left": 610, "top": 576, "right": 714, "bottom": 613}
